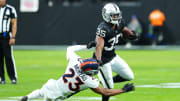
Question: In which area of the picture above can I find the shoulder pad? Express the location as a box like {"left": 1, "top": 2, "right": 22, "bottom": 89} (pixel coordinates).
{"left": 96, "top": 22, "right": 109, "bottom": 38}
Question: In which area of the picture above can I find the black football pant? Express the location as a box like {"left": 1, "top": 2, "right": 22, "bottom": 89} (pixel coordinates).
{"left": 0, "top": 38, "right": 17, "bottom": 81}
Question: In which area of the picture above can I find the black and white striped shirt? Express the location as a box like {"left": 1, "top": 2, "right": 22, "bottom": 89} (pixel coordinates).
{"left": 0, "top": 4, "right": 17, "bottom": 35}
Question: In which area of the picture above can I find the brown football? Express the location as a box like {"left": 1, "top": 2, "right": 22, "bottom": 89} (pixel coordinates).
{"left": 122, "top": 29, "right": 133, "bottom": 39}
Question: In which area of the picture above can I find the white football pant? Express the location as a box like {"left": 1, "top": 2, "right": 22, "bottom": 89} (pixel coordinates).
{"left": 98, "top": 55, "right": 134, "bottom": 88}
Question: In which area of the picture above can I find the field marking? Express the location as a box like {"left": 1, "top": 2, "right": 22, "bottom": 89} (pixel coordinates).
{"left": 136, "top": 82, "right": 180, "bottom": 88}
{"left": 2, "top": 82, "right": 179, "bottom": 101}
{"left": 3, "top": 96, "right": 116, "bottom": 101}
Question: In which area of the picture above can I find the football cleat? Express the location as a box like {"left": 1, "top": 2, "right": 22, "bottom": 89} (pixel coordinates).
{"left": 0, "top": 80, "right": 6, "bottom": 84}
{"left": 19, "top": 96, "right": 28, "bottom": 101}
{"left": 11, "top": 79, "right": 17, "bottom": 84}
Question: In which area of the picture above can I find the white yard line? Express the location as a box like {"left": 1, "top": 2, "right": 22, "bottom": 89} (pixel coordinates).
{"left": 136, "top": 82, "right": 180, "bottom": 88}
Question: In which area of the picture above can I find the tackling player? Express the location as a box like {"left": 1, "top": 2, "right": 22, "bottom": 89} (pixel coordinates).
{"left": 89, "top": 3, "right": 138, "bottom": 101}
{"left": 20, "top": 45, "right": 135, "bottom": 101}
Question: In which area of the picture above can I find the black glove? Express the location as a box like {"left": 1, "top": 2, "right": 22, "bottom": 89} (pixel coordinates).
{"left": 128, "top": 34, "right": 138, "bottom": 40}
{"left": 127, "top": 31, "right": 139, "bottom": 40}
{"left": 96, "top": 59, "right": 103, "bottom": 66}
{"left": 87, "top": 41, "right": 96, "bottom": 49}
{"left": 122, "top": 83, "right": 135, "bottom": 93}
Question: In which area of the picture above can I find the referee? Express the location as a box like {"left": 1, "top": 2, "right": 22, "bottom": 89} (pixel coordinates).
{"left": 0, "top": 0, "right": 17, "bottom": 84}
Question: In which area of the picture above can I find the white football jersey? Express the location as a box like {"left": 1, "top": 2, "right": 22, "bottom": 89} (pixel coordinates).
{"left": 56, "top": 57, "right": 99, "bottom": 99}
{"left": 42, "top": 45, "right": 99, "bottom": 100}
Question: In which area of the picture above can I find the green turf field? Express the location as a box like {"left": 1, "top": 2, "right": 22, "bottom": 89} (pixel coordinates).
{"left": 0, "top": 50, "right": 180, "bottom": 101}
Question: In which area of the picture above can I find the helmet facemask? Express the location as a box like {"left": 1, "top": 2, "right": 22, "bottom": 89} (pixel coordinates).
{"left": 84, "top": 69, "right": 100, "bottom": 76}
{"left": 110, "top": 12, "right": 122, "bottom": 25}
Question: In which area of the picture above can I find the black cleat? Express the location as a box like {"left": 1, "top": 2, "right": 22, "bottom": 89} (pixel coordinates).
{"left": 20, "top": 96, "right": 28, "bottom": 101}
{"left": 102, "top": 95, "right": 110, "bottom": 101}
{"left": 0, "top": 80, "right": 6, "bottom": 84}
{"left": 11, "top": 79, "right": 17, "bottom": 84}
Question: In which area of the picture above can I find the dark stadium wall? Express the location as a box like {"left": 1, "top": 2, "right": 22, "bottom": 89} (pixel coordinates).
{"left": 7, "top": 0, "right": 180, "bottom": 45}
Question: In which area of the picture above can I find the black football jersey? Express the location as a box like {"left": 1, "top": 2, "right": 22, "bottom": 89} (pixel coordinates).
{"left": 93, "top": 20, "right": 126, "bottom": 64}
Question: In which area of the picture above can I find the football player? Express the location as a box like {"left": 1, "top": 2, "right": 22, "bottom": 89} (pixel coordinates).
{"left": 20, "top": 45, "right": 135, "bottom": 101}
{"left": 89, "top": 2, "right": 138, "bottom": 101}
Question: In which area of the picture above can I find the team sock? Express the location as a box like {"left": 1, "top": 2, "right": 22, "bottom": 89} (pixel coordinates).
{"left": 102, "top": 95, "right": 110, "bottom": 101}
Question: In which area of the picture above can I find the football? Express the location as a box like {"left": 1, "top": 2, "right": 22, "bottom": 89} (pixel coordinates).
{"left": 122, "top": 29, "right": 134, "bottom": 39}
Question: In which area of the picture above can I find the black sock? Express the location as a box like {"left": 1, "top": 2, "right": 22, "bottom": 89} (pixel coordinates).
{"left": 113, "top": 75, "right": 128, "bottom": 83}
{"left": 102, "top": 95, "right": 110, "bottom": 101}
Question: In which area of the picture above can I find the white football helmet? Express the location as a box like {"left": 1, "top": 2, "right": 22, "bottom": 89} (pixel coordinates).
{"left": 102, "top": 3, "right": 122, "bottom": 25}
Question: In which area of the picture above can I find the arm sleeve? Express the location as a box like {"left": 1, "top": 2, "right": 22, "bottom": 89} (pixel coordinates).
{"left": 66, "top": 45, "right": 87, "bottom": 61}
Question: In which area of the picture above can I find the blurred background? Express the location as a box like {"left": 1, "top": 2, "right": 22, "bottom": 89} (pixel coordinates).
{"left": 7, "top": 0, "right": 180, "bottom": 46}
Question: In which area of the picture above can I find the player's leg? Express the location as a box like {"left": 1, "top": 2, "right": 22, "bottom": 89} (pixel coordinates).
{"left": 98, "top": 63, "right": 113, "bottom": 101}
{"left": 157, "top": 26, "right": 163, "bottom": 44}
{"left": 0, "top": 40, "right": 5, "bottom": 84}
{"left": 27, "top": 89, "right": 44, "bottom": 99}
{"left": 112, "top": 55, "right": 134, "bottom": 83}
{"left": 3, "top": 39, "right": 17, "bottom": 83}
{"left": 0, "top": 53, "right": 5, "bottom": 84}
{"left": 24, "top": 79, "right": 58, "bottom": 101}
{"left": 98, "top": 63, "right": 113, "bottom": 89}
{"left": 20, "top": 89, "right": 44, "bottom": 101}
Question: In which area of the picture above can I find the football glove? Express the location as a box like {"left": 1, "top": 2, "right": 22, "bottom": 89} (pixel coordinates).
{"left": 96, "top": 59, "right": 103, "bottom": 66}
{"left": 87, "top": 41, "right": 96, "bottom": 49}
{"left": 127, "top": 31, "right": 138, "bottom": 40}
{"left": 122, "top": 83, "right": 135, "bottom": 93}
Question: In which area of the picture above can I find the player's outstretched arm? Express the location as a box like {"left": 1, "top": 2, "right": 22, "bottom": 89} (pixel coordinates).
{"left": 66, "top": 45, "right": 87, "bottom": 61}
{"left": 91, "top": 83, "right": 135, "bottom": 96}
{"left": 91, "top": 86, "right": 124, "bottom": 96}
